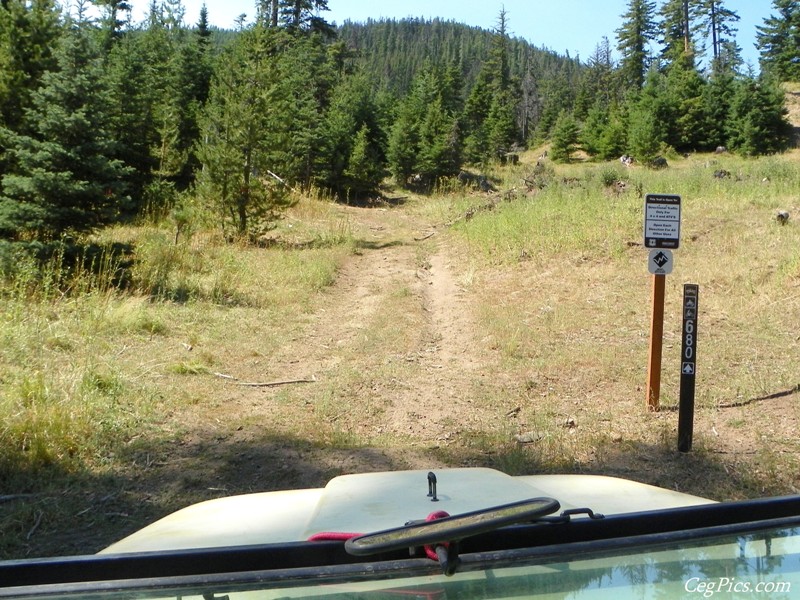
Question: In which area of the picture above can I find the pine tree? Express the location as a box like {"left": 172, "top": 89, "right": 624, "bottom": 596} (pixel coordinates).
{"left": 627, "top": 105, "right": 662, "bottom": 164}
{"left": 93, "top": 0, "right": 132, "bottom": 51}
{"left": 549, "top": 111, "right": 580, "bottom": 163}
{"left": 387, "top": 61, "right": 462, "bottom": 186}
{"left": 103, "top": 0, "right": 209, "bottom": 213}
{"left": 278, "top": 0, "right": 333, "bottom": 36}
{"left": 658, "top": 0, "right": 700, "bottom": 65}
{"left": 485, "top": 88, "right": 519, "bottom": 161}
{"left": 462, "top": 8, "right": 521, "bottom": 163}
{"left": 616, "top": 0, "right": 658, "bottom": 89}
{"left": 343, "top": 124, "right": 384, "bottom": 198}
{"left": 317, "top": 72, "right": 386, "bottom": 196}
{"left": 462, "top": 68, "right": 493, "bottom": 162}
{"left": 699, "top": 0, "right": 740, "bottom": 67}
{"left": 104, "top": 32, "right": 160, "bottom": 208}
{"left": 728, "top": 76, "right": 793, "bottom": 155}
{"left": 598, "top": 108, "right": 629, "bottom": 160}
{"left": 195, "top": 25, "right": 293, "bottom": 237}
{"left": 627, "top": 70, "right": 670, "bottom": 162}
{"left": 702, "top": 68, "right": 736, "bottom": 148}
{"left": 517, "top": 60, "right": 541, "bottom": 142}
{"left": 0, "top": 20, "right": 130, "bottom": 239}
{"left": 267, "top": 32, "right": 336, "bottom": 186}
{"left": 0, "top": 0, "right": 62, "bottom": 133}
{"left": 417, "top": 97, "right": 460, "bottom": 181}
{"left": 665, "top": 54, "right": 708, "bottom": 150}
{"left": 574, "top": 37, "right": 618, "bottom": 121}
{"left": 756, "top": 0, "right": 800, "bottom": 82}
{"left": 386, "top": 109, "right": 419, "bottom": 184}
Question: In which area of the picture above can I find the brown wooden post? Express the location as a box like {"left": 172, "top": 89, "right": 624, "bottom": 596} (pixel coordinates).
{"left": 646, "top": 274, "right": 666, "bottom": 411}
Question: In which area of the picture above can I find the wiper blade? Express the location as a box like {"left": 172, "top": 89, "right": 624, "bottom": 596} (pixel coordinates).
{"left": 344, "top": 497, "right": 560, "bottom": 558}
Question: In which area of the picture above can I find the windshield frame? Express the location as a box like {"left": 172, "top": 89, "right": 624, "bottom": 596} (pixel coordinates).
{"left": 3, "top": 495, "right": 800, "bottom": 598}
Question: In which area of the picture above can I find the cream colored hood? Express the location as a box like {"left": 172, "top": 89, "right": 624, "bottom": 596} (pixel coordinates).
{"left": 101, "top": 468, "right": 713, "bottom": 554}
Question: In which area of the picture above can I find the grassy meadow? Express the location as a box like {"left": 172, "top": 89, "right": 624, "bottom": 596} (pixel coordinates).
{"left": 2, "top": 150, "right": 800, "bottom": 558}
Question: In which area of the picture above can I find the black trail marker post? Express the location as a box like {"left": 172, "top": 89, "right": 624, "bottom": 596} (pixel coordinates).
{"left": 678, "top": 284, "right": 699, "bottom": 452}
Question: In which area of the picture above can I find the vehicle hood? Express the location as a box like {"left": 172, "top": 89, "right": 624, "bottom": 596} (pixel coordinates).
{"left": 101, "top": 467, "right": 713, "bottom": 554}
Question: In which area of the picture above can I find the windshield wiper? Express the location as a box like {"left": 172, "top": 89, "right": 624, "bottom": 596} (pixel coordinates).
{"left": 345, "top": 497, "right": 561, "bottom": 575}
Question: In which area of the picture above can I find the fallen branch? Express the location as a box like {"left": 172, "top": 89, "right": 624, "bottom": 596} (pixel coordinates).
{"left": 414, "top": 231, "right": 436, "bottom": 241}
{"left": 235, "top": 375, "right": 317, "bottom": 387}
{"left": 266, "top": 169, "right": 287, "bottom": 185}
{"left": 446, "top": 195, "right": 503, "bottom": 226}
{"left": 214, "top": 372, "right": 317, "bottom": 387}
{"left": 213, "top": 372, "right": 237, "bottom": 380}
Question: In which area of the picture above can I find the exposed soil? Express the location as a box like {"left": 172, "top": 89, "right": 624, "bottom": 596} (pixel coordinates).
{"left": 10, "top": 166, "right": 800, "bottom": 559}
{"left": 189, "top": 203, "right": 506, "bottom": 469}
{"left": 44, "top": 203, "right": 511, "bottom": 557}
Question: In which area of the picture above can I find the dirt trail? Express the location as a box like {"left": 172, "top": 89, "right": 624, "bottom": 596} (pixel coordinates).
{"left": 176, "top": 203, "right": 503, "bottom": 490}
{"left": 271, "top": 205, "right": 495, "bottom": 445}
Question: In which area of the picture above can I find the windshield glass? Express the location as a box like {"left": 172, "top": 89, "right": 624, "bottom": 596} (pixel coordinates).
{"left": 8, "top": 525, "right": 800, "bottom": 599}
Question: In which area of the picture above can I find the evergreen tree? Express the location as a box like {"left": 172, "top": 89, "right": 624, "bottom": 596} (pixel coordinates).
{"left": 728, "top": 76, "right": 793, "bottom": 155}
{"left": 517, "top": 59, "right": 541, "bottom": 143}
{"left": 177, "top": 6, "right": 214, "bottom": 171}
{"left": 702, "top": 68, "right": 736, "bottom": 148}
{"left": 417, "top": 97, "right": 461, "bottom": 181}
{"left": 195, "top": 25, "right": 293, "bottom": 236}
{"left": 533, "top": 65, "right": 577, "bottom": 143}
{"left": 665, "top": 54, "right": 708, "bottom": 150}
{"left": 462, "top": 8, "right": 521, "bottom": 163}
{"left": 0, "top": 0, "right": 62, "bottom": 134}
{"left": 627, "top": 104, "right": 662, "bottom": 163}
{"left": 549, "top": 111, "right": 580, "bottom": 163}
{"left": 93, "top": 0, "right": 132, "bottom": 51}
{"left": 267, "top": 32, "right": 336, "bottom": 186}
{"left": 387, "top": 61, "right": 462, "bottom": 186}
{"left": 598, "top": 107, "right": 629, "bottom": 160}
{"left": 279, "top": 0, "right": 333, "bottom": 36}
{"left": 343, "top": 124, "right": 384, "bottom": 198}
{"left": 485, "top": 88, "right": 519, "bottom": 160}
{"left": 103, "top": 0, "right": 209, "bottom": 213}
{"left": 104, "top": 31, "right": 160, "bottom": 208}
{"left": 462, "top": 68, "right": 493, "bottom": 162}
{"left": 575, "top": 38, "right": 617, "bottom": 120}
{"left": 658, "top": 0, "right": 701, "bottom": 65}
{"left": 0, "top": 20, "right": 130, "bottom": 239}
{"left": 627, "top": 69, "right": 670, "bottom": 162}
{"left": 616, "top": 0, "right": 658, "bottom": 89}
{"left": 756, "top": 0, "right": 800, "bottom": 82}
{"left": 581, "top": 103, "right": 609, "bottom": 157}
{"left": 317, "top": 72, "right": 386, "bottom": 196}
{"left": 386, "top": 108, "right": 419, "bottom": 184}
{"left": 698, "top": 0, "right": 740, "bottom": 69}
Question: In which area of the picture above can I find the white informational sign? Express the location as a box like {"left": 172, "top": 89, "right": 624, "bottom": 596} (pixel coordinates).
{"left": 648, "top": 249, "right": 673, "bottom": 275}
{"left": 644, "top": 194, "right": 681, "bottom": 249}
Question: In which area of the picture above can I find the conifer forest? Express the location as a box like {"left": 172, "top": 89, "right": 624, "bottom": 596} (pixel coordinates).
{"left": 0, "top": 0, "right": 798, "bottom": 243}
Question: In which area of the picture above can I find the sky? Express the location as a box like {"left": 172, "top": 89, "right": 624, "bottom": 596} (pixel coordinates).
{"left": 128, "top": 0, "right": 776, "bottom": 68}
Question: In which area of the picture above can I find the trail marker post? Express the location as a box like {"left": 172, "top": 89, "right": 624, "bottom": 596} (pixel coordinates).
{"left": 678, "top": 284, "right": 699, "bottom": 452}
{"left": 644, "top": 194, "right": 681, "bottom": 411}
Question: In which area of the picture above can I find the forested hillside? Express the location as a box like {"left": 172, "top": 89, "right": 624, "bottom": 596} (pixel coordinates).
{"left": 0, "top": 0, "right": 798, "bottom": 247}
{"left": 337, "top": 18, "right": 582, "bottom": 101}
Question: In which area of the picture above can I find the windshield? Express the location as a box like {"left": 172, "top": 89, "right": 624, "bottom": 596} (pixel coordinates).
{"left": 6, "top": 525, "right": 799, "bottom": 600}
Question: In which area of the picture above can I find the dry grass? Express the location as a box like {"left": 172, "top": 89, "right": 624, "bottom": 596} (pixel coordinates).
{"left": 434, "top": 151, "right": 800, "bottom": 497}
{"left": 2, "top": 153, "right": 800, "bottom": 559}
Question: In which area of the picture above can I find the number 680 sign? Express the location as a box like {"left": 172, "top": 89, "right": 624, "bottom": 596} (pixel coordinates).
{"left": 681, "top": 285, "right": 698, "bottom": 376}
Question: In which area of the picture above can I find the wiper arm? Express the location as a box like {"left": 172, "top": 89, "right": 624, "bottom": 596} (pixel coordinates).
{"left": 344, "top": 497, "right": 561, "bottom": 575}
